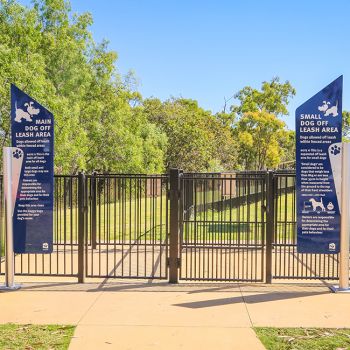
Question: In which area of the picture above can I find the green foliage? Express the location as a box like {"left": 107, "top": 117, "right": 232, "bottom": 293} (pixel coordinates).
{"left": 255, "top": 327, "right": 350, "bottom": 350}
{"left": 0, "top": 0, "right": 166, "bottom": 174}
{"left": 343, "top": 110, "right": 350, "bottom": 142}
{"left": 233, "top": 111, "right": 288, "bottom": 170}
{"left": 0, "top": 324, "right": 75, "bottom": 350}
{"left": 143, "top": 97, "right": 237, "bottom": 172}
{"left": 231, "top": 78, "right": 296, "bottom": 170}
{"left": 0, "top": 1, "right": 298, "bottom": 174}
{"left": 279, "top": 129, "right": 295, "bottom": 164}
{"left": 232, "top": 77, "right": 296, "bottom": 117}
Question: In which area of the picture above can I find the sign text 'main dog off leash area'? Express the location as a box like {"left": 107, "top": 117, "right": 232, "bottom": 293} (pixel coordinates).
{"left": 296, "top": 76, "right": 343, "bottom": 254}
{"left": 10, "top": 84, "right": 54, "bottom": 254}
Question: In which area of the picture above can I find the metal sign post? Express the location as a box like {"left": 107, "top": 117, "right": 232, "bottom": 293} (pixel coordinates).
{"left": 331, "top": 142, "right": 350, "bottom": 292}
{"left": 0, "top": 147, "right": 20, "bottom": 290}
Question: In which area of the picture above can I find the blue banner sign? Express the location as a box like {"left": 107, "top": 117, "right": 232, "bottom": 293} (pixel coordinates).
{"left": 296, "top": 76, "right": 343, "bottom": 253}
{"left": 11, "top": 84, "right": 54, "bottom": 253}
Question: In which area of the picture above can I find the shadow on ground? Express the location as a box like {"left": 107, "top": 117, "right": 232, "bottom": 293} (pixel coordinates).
{"left": 173, "top": 290, "right": 330, "bottom": 308}
{"left": 15, "top": 280, "right": 332, "bottom": 308}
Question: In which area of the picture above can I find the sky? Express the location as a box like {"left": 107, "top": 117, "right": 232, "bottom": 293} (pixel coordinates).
{"left": 19, "top": 0, "right": 350, "bottom": 129}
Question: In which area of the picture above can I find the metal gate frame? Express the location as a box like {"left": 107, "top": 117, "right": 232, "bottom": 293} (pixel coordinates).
{"left": 169, "top": 170, "right": 268, "bottom": 283}
{"left": 1, "top": 170, "right": 343, "bottom": 283}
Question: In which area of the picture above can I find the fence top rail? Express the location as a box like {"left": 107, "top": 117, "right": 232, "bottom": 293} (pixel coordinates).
{"left": 86, "top": 174, "right": 169, "bottom": 180}
{"left": 273, "top": 171, "right": 296, "bottom": 176}
{"left": 182, "top": 175, "right": 267, "bottom": 181}
{"left": 54, "top": 174, "right": 79, "bottom": 178}
{"left": 183, "top": 171, "right": 268, "bottom": 176}
{"left": 0, "top": 171, "right": 296, "bottom": 179}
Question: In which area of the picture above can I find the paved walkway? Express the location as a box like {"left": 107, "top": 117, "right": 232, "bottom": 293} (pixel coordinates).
{"left": 1, "top": 277, "right": 350, "bottom": 349}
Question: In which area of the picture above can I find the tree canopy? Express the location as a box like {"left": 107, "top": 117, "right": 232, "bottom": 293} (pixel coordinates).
{"left": 143, "top": 98, "right": 237, "bottom": 172}
{"left": 231, "top": 78, "right": 296, "bottom": 170}
{"left": 232, "top": 77, "right": 296, "bottom": 117}
{"left": 0, "top": 0, "right": 166, "bottom": 173}
{"left": 0, "top": 0, "right": 301, "bottom": 173}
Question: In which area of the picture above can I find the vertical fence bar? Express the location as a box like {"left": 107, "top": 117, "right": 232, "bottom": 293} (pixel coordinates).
{"left": 169, "top": 168, "right": 181, "bottom": 283}
{"left": 265, "top": 171, "right": 274, "bottom": 283}
{"left": 78, "top": 172, "right": 86, "bottom": 283}
{"left": 91, "top": 172, "right": 97, "bottom": 250}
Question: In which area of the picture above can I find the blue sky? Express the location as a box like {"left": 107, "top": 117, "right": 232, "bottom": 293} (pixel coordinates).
{"left": 19, "top": 0, "right": 350, "bottom": 129}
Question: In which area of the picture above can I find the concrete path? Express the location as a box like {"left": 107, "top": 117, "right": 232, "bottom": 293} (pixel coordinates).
{"left": 1, "top": 278, "right": 350, "bottom": 349}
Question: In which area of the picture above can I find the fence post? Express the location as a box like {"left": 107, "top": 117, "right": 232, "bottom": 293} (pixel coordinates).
{"left": 78, "top": 171, "right": 86, "bottom": 283}
{"left": 169, "top": 168, "right": 181, "bottom": 283}
{"left": 265, "top": 171, "right": 274, "bottom": 284}
{"left": 91, "top": 171, "right": 97, "bottom": 250}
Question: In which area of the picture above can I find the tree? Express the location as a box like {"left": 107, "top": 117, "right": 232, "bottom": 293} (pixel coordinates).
{"left": 232, "top": 77, "right": 296, "bottom": 117}
{"left": 233, "top": 111, "right": 288, "bottom": 170}
{"left": 342, "top": 110, "right": 350, "bottom": 141}
{"left": 230, "top": 78, "right": 296, "bottom": 170}
{"left": 143, "top": 98, "right": 237, "bottom": 172}
{"left": 0, "top": 0, "right": 167, "bottom": 174}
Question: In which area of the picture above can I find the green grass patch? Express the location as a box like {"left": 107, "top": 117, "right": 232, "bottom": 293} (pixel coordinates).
{"left": 0, "top": 190, "right": 295, "bottom": 246}
{"left": 0, "top": 324, "right": 75, "bottom": 350}
{"left": 53, "top": 191, "right": 295, "bottom": 243}
{"left": 255, "top": 327, "right": 350, "bottom": 350}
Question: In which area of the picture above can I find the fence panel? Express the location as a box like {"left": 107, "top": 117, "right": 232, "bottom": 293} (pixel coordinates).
{"left": 179, "top": 172, "right": 267, "bottom": 282}
{"left": 0, "top": 175, "right": 79, "bottom": 277}
{"left": 85, "top": 174, "right": 169, "bottom": 279}
{"left": 272, "top": 171, "right": 339, "bottom": 280}
{"left": 0, "top": 170, "right": 344, "bottom": 282}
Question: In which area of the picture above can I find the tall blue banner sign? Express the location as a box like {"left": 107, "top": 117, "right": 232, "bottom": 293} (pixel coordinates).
{"left": 11, "top": 84, "right": 54, "bottom": 253}
{"left": 296, "top": 76, "right": 343, "bottom": 253}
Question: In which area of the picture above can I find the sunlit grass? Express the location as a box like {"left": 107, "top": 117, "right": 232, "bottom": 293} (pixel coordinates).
{"left": 51, "top": 190, "right": 295, "bottom": 244}
{"left": 0, "top": 324, "right": 75, "bottom": 350}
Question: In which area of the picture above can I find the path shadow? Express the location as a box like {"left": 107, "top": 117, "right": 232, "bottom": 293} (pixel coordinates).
{"left": 18, "top": 281, "right": 169, "bottom": 293}
{"left": 18, "top": 281, "right": 330, "bottom": 298}
{"left": 173, "top": 290, "right": 330, "bottom": 308}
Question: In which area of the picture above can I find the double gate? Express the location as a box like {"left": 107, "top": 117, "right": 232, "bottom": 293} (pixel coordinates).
{"left": 0, "top": 171, "right": 341, "bottom": 282}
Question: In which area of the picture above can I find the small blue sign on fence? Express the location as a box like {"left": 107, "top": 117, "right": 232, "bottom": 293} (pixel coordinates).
{"left": 11, "top": 84, "right": 54, "bottom": 253}
{"left": 296, "top": 76, "right": 342, "bottom": 254}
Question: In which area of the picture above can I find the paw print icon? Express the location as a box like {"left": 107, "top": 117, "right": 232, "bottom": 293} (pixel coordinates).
{"left": 13, "top": 149, "right": 22, "bottom": 159}
{"left": 330, "top": 145, "right": 341, "bottom": 156}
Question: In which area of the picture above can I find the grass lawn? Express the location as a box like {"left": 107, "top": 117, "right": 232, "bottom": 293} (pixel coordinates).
{"left": 0, "top": 324, "right": 75, "bottom": 350}
{"left": 255, "top": 327, "right": 350, "bottom": 350}
{"left": 0, "top": 189, "right": 295, "bottom": 251}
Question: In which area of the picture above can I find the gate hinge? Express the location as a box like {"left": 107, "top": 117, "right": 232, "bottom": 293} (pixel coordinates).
{"left": 167, "top": 257, "right": 181, "bottom": 268}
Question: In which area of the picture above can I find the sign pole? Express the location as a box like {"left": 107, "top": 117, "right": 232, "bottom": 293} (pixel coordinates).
{"left": 0, "top": 147, "right": 20, "bottom": 290}
{"left": 331, "top": 142, "right": 350, "bottom": 292}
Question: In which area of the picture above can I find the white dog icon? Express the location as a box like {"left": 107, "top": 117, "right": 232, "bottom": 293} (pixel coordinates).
{"left": 14, "top": 101, "right": 40, "bottom": 123}
{"left": 318, "top": 100, "right": 338, "bottom": 117}
{"left": 308, "top": 198, "right": 326, "bottom": 212}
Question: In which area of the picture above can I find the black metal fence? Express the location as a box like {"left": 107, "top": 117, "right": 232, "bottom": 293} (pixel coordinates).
{"left": 0, "top": 170, "right": 342, "bottom": 282}
{"left": 179, "top": 172, "right": 266, "bottom": 282}
{"left": 85, "top": 174, "right": 169, "bottom": 280}
{"left": 272, "top": 171, "right": 339, "bottom": 280}
{"left": 0, "top": 175, "right": 80, "bottom": 277}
